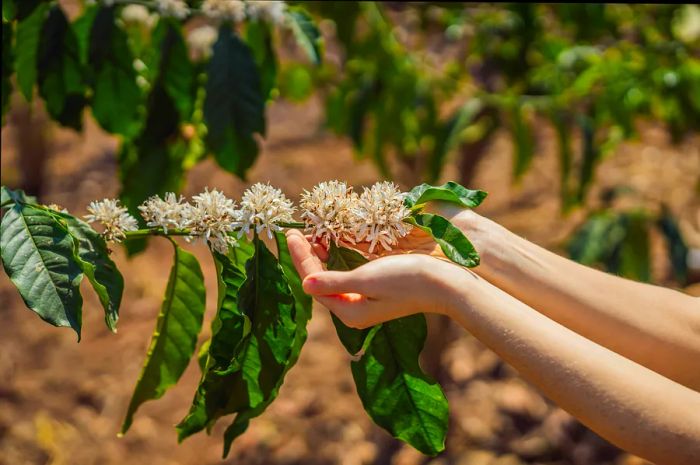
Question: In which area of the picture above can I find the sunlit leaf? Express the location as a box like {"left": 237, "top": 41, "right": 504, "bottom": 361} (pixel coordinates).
{"left": 405, "top": 182, "right": 487, "bottom": 210}
{"left": 405, "top": 213, "right": 480, "bottom": 267}
{"left": 0, "top": 199, "right": 83, "bottom": 338}
{"left": 286, "top": 7, "right": 323, "bottom": 65}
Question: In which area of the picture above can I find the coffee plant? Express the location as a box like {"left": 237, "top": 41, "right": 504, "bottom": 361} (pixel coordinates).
{"left": 1, "top": 180, "right": 487, "bottom": 456}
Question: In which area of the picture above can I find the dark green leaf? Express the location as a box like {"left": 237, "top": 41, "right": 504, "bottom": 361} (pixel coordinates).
{"left": 576, "top": 115, "right": 600, "bottom": 204}
{"left": 1, "top": 185, "right": 37, "bottom": 205}
{"left": 219, "top": 233, "right": 313, "bottom": 455}
{"left": 551, "top": 112, "right": 574, "bottom": 211}
{"left": 0, "top": 202, "right": 83, "bottom": 338}
{"left": 37, "top": 6, "right": 87, "bottom": 129}
{"left": 404, "top": 181, "right": 487, "bottom": 210}
{"left": 205, "top": 27, "right": 264, "bottom": 179}
{"left": 51, "top": 211, "right": 123, "bottom": 332}
{"left": 616, "top": 212, "right": 651, "bottom": 283}
{"left": 121, "top": 239, "right": 205, "bottom": 434}
{"left": 177, "top": 239, "right": 298, "bottom": 454}
{"left": 286, "top": 7, "right": 323, "bottom": 65}
{"left": 352, "top": 314, "right": 448, "bottom": 456}
{"left": 568, "top": 211, "right": 622, "bottom": 266}
{"left": 154, "top": 20, "right": 196, "bottom": 121}
{"left": 511, "top": 104, "right": 535, "bottom": 179}
{"left": 405, "top": 213, "right": 480, "bottom": 267}
{"left": 15, "top": 2, "right": 50, "bottom": 101}
{"left": 89, "top": 7, "right": 142, "bottom": 137}
{"left": 72, "top": 4, "right": 98, "bottom": 65}
{"left": 246, "top": 20, "right": 277, "bottom": 101}
{"left": 657, "top": 208, "right": 689, "bottom": 285}
{"left": 327, "top": 243, "right": 373, "bottom": 355}
{"left": 2, "top": 22, "right": 13, "bottom": 123}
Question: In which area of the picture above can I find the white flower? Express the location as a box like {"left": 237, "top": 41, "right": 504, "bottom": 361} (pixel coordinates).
{"left": 300, "top": 180, "right": 358, "bottom": 246}
{"left": 237, "top": 183, "right": 295, "bottom": 239}
{"left": 84, "top": 198, "right": 139, "bottom": 243}
{"left": 247, "top": 1, "right": 286, "bottom": 25}
{"left": 189, "top": 188, "right": 239, "bottom": 254}
{"left": 351, "top": 182, "right": 413, "bottom": 253}
{"left": 121, "top": 4, "right": 156, "bottom": 27}
{"left": 201, "top": 0, "right": 245, "bottom": 22}
{"left": 138, "top": 192, "right": 193, "bottom": 233}
{"left": 45, "top": 203, "right": 68, "bottom": 213}
{"left": 155, "top": 0, "right": 189, "bottom": 20}
{"left": 187, "top": 25, "right": 218, "bottom": 61}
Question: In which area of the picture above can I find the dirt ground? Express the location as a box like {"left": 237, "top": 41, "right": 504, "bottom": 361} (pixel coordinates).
{"left": 1, "top": 93, "right": 698, "bottom": 465}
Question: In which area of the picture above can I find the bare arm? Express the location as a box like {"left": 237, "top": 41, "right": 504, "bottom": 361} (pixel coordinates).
{"left": 285, "top": 229, "right": 700, "bottom": 464}
{"left": 453, "top": 210, "right": 700, "bottom": 391}
{"left": 445, "top": 270, "right": 700, "bottom": 465}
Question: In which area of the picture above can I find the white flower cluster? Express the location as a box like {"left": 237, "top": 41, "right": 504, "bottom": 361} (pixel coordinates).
{"left": 187, "top": 25, "right": 218, "bottom": 61}
{"left": 85, "top": 199, "right": 139, "bottom": 243}
{"left": 84, "top": 180, "right": 412, "bottom": 254}
{"left": 138, "top": 192, "right": 192, "bottom": 233}
{"left": 201, "top": 0, "right": 246, "bottom": 22}
{"left": 246, "top": 1, "right": 286, "bottom": 25}
{"left": 121, "top": 4, "right": 158, "bottom": 27}
{"left": 301, "top": 181, "right": 413, "bottom": 253}
{"left": 200, "top": 0, "right": 286, "bottom": 25}
{"left": 188, "top": 188, "right": 240, "bottom": 254}
{"left": 237, "top": 183, "right": 295, "bottom": 239}
{"left": 155, "top": 0, "right": 189, "bottom": 19}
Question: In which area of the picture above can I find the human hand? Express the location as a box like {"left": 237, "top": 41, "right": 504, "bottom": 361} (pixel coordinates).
{"left": 285, "top": 229, "right": 468, "bottom": 328}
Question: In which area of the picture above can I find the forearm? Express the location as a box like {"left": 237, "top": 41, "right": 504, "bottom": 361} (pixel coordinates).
{"left": 444, "top": 271, "right": 700, "bottom": 465}
{"left": 459, "top": 212, "right": 700, "bottom": 390}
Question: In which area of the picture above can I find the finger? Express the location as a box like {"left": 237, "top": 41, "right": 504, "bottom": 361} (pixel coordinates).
{"left": 311, "top": 243, "right": 330, "bottom": 262}
{"left": 316, "top": 295, "right": 374, "bottom": 329}
{"left": 285, "top": 229, "right": 324, "bottom": 278}
{"left": 302, "top": 270, "right": 368, "bottom": 296}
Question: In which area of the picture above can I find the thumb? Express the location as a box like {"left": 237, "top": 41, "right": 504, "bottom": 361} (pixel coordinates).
{"left": 302, "top": 270, "right": 367, "bottom": 296}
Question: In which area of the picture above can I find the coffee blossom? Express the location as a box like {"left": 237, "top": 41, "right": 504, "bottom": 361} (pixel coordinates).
{"left": 351, "top": 182, "right": 413, "bottom": 253}
{"left": 202, "top": 0, "right": 245, "bottom": 22}
{"left": 187, "top": 25, "right": 218, "bottom": 61}
{"left": 155, "top": 0, "right": 189, "bottom": 19}
{"left": 121, "top": 4, "right": 156, "bottom": 27}
{"left": 300, "top": 180, "right": 358, "bottom": 246}
{"left": 84, "top": 198, "right": 139, "bottom": 243}
{"left": 238, "top": 183, "right": 295, "bottom": 239}
{"left": 138, "top": 193, "right": 193, "bottom": 233}
{"left": 189, "top": 188, "right": 239, "bottom": 254}
{"left": 247, "top": 1, "right": 287, "bottom": 25}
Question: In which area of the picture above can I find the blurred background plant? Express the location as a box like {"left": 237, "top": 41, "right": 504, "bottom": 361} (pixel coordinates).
{"left": 1, "top": 2, "right": 699, "bottom": 465}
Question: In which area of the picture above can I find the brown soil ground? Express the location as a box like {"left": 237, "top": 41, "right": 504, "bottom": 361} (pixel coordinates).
{"left": 1, "top": 94, "right": 699, "bottom": 465}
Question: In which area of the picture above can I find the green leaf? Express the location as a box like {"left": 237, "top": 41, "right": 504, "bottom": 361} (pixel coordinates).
{"left": 1, "top": 185, "right": 37, "bottom": 206}
{"left": 405, "top": 213, "right": 480, "bottom": 267}
{"left": 428, "top": 98, "right": 484, "bottom": 183}
{"left": 36, "top": 6, "right": 87, "bottom": 129}
{"left": 15, "top": 2, "right": 50, "bottom": 101}
{"left": 1, "top": 21, "right": 13, "bottom": 124}
{"left": 52, "top": 212, "right": 123, "bottom": 332}
{"left": 246, "top": 20, "right": 277, "bottom": 101}
{"left": 205, "top": 26, "right": 264, "bottom": 179}
{"left": 0, "top": 202, "right": 83, "bottom": 338}
{"left": 286, "top": 7, "right": 323, "bottom": 65}
{"left": 511, "top": 103, "right": 535, "bottom": 179}
{"left": 551, "top": 112, "right": 575, "bottom": 211}
{"left": 72, "top": 4, "right": 98, "bottom": 65}
{"left": 89, "top": 6, "right": 142, "bottom": 138}
{"left": 616, "top": 212, "right": 651, "bottom": 283}
{"left": 404, "top": 181, "right": 487, "bottom": 210}
{"left": 177, "top": 239, "right": 298, "bottom": 453}
{"left": 568, "top": 211, "right": 622, "bottom": 266}
{"left": 154, "top": 20, "right": 195, "bottom": 121}
{"left": 657, "top": 207, "right": 689, "bottom": 285}
{"left": 327, "top": 243, "right": 373, "bottom": 355}
{"left": 219, "top": 233, "right": 314, "bottom": 455}
{"left": 576, "top": 115, "right": 600, "bottom": 204}
{"left": 120, "top": 239, "right": 205, "bottom": 434}
{"left": 352, "top": 314, "right": 449, "bottom": 456}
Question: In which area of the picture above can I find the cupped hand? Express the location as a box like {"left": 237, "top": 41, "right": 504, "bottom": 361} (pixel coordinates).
{"left": 285, "top": 229, "right": 465, "bottom": 329}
